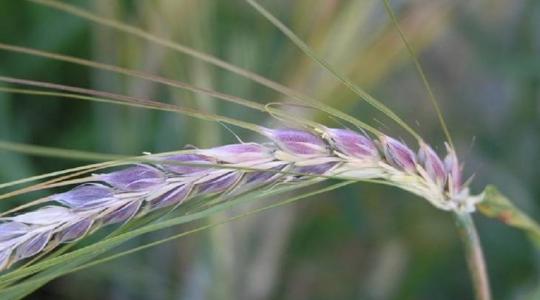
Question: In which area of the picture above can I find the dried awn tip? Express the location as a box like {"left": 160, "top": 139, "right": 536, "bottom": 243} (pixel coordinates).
{"left": 0, "top": 127, "right": 482, "bottom": 270}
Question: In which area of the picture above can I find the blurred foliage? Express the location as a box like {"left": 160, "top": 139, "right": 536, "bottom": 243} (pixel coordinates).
{"left": 0, "top": 0, "right": 539, "bottom": 299}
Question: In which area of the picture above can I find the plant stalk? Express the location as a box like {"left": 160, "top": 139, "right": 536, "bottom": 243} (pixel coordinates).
{"left": 454, "top": 212, "right": 491, "bottom": 300}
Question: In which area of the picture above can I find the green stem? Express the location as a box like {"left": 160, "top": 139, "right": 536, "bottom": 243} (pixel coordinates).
{"left": 454, "top": 213, "right": 491, "bottom": 300}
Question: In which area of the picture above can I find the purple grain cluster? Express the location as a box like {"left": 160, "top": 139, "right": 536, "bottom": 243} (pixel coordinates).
{"left": 0, "top": 127, "right": 466, "bottom": 270}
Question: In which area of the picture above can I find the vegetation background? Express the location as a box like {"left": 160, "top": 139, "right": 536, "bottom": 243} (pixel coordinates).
{"left": 0, "top": 0, "right": 538, "bottom": 299}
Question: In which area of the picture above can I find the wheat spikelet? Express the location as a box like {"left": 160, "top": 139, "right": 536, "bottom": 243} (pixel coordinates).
{"left": 0, "top": 127, "right": 481, "bottom": 271}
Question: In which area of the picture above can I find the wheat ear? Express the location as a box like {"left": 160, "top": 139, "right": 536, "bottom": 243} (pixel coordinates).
{"left": 0, "top": 127, "right": 481, "bottom": 271}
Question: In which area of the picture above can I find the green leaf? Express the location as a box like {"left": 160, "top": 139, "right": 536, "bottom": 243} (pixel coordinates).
{"left": 478, "top": 185, "right": 540, "bottom": 247}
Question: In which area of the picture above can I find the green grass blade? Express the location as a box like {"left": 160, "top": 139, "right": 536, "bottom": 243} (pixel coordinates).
{"left": 0, "top": 44, "right": 266, "bottom": 112}
{"left": 382, "top": 0, "right": 454, "bottom": 147}
{"left": 24, "top": 0, "right": 380, "bottom": 136}
{"left": 0, "top": 83, "right": 350, "bottom": 138}
{"left": 0, "top": 82, "right": 263, "bottom": 133}
{"left": 245, "top": 0, "right": 421, "bottom": 141}
{"left": 0, "top": 160, "right": 118, "bottom": 190}
{"left": 25, "top": 0, "right": 299, "bottom": 99}
{"left": 0, "top": 139, "right": 127, "bottom": 162}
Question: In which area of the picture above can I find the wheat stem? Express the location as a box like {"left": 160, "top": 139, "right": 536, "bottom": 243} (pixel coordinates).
{"left": 455, "top": 213, "right": 491, "bottom": 300}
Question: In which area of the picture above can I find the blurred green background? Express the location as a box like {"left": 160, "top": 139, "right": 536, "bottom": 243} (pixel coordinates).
{"left": 0, "top": 0, "right": 539, "bottom": 299}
